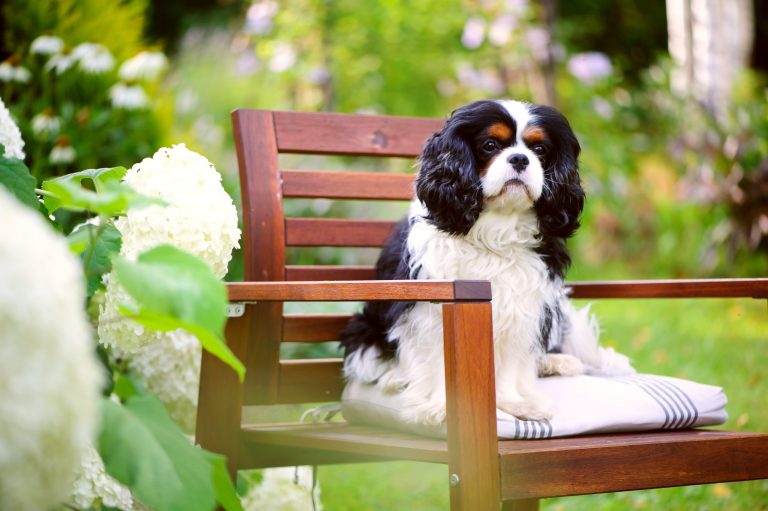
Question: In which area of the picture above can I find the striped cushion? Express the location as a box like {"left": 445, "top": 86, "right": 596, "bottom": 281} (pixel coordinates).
{"left": 341, "top": 374, "right": 728, "bottom": 439}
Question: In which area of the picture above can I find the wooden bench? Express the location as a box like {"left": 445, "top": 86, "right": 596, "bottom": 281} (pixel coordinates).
{"left": 195, "top": 109, "right": 768, "bottom": 510}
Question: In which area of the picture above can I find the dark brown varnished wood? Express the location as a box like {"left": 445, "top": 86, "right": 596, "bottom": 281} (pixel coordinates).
{"left": 231, "top": 109, "right": 285, "bottom": 404}
{"left": 499, "top": 430, "right": 768, "bottom": 499}
{"left": 568, "top": 278, "right": 768, "bottom": 299}
{"left": 285, "top": 265, "right": 377, "bottom": 281}
{"left": 285, "top": 217, "right": 397, "bottom": 247}
{"left": 276, "top": 359, "right": 345, "bottom": 404}
{"left": 283, "top": 314, "right": 351, "bottom": 342}
{"left": 227, "top": 280, "right": 492, "bottom": 302}
{"left": 443, "top": 302, "right": 501, "bottom": 511}
{"left": 282, "top": 169, "right": 415, "bottom": 200}
{"left": 273, "top": 110, "right": 443, "bottom": 157}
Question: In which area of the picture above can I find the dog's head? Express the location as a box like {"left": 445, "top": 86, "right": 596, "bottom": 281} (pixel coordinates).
{"left": 416, "top": 99, "right": 584, "bottom": 238}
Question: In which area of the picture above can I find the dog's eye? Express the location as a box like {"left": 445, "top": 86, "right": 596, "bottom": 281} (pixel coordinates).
{"left": 532, "top": 144, "right": 547, "bottom": 156}
{"left": 482, "top": 140, "right": 499, "bottom": 152}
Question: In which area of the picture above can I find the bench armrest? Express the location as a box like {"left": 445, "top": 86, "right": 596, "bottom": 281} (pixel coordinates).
{"left": 568, "top": 278, "right": 768, "bottom": 299}
{"left": 226, "top": 279, "right": 492, "bottom": 302}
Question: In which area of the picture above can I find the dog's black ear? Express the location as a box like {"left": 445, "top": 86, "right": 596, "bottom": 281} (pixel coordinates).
{"left": 532, "top": 106, "right": 585, "bottom": 239}
{"left": 416, "top": 118, "right": 483, "bottom": 236}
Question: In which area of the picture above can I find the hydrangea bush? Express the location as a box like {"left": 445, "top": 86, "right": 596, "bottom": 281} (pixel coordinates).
{"left": 0, "top": 186, "right": 101, "bottom": 511}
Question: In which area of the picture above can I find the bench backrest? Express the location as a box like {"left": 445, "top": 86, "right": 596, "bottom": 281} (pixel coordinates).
{"left": 232, "top": 109, "right": 444, "bottom": 405}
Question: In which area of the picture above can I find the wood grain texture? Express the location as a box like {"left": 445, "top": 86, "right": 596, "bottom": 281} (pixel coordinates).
{"left": 238, "top": 442, "right": 397, "bottom": 469}
{"left": 241, "top": 422, "right": 449, "bottom": 463}
{"left": 568, "top": 278, "right": 768, "bottom": 299}
{"left": 276, "top": 359, "right": 344, "bottom": 403}
{"left": 273, "top": 110, "right": 443, "bottom": 157}
{"left": 285, "top": 265, "right": 377, "bottom": 281}
{"left": 227, "top": 280, "right": 492, "bottom": 302}
{"left": 499, "top": 430, "right": 768, "bottom": 499}
{"left": 231, "top": 109, "right": 285, "bottom": 405}
{"left": 442, "top": 302, "right": 501, "bottom": 511}
{"left": 502, "top": 500, "right": 540, "bottom": 511}
{"left": 195, "top": 312, "right": 250, "bottom": 478}
{"left": 285, "top": 217, "right": 396, "bottom": 247}
{"left": 282, "top": 169, "right": 415, "bottom": 200}
{"left": 283, "top": 314, "right": 351, "bottom": 342}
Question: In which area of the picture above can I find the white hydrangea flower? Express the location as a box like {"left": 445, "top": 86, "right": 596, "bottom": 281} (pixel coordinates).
{"left": 242, "top": 467, "right": 323, "bottom": 511}
{"left": 0, "top": 95, "right": 25, "bottom": 159}
{"left": 119, "top": 50, "right": 168, "bottom": 81}
{"left": 99, "top": 143, "right": 240, "bottom": 351}
{"left": 110, "top": 83, "right": 149, "bottom": 110}
{"left": 127, "top": 330, "right": 202, "bottom": 434}
{"left": 73, "top": 42, "right": 115, "bottom": 74}
{"left": 70, "top": 445, "right": 135, "bottom": 511}
{"left": 30, "top": 35, "right": 65, "bottom": 55}
{"left": 0, "top": 187, "right": 102, "bottom": 511}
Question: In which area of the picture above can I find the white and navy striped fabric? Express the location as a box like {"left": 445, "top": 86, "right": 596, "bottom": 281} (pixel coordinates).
{"left": 341, "top": 374, "right": 728, "bottom": 440}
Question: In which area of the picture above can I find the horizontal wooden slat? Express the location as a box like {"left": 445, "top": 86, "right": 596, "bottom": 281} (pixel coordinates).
{"left": 283, "top": 314, "right": 351, "bottom": 342}
{"left": 241, "top": 422, "right": 449, "bottom": 463}
{"left": 568, "top": 278, "right": 768, "bottom": 299}
{"left": 282, "top": 170, "right": 415, "bottom": 200}
{"left": 277, "top": 359, "right": 344, "bottom": 403}
{"left": 273, "top": 111, "right": 443, "bottom": 157}
{"left": 499, "top": 430, "right": 768, "bottom": 499}
{"left": 227, "top": 280, "right": 492, "bottom": 302}
{"left": 286, "top": 218, "right": 396, "bottom": 247}
{"left": 285, "top": 265, "right": 377, "bottom": 281}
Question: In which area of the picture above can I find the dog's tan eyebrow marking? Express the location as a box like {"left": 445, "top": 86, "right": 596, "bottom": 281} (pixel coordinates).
{"left": 522, "top": 126, "right": 546, "bottom": 144}
{"left": 487, "top": 123, "right": 512, "bottom": 141}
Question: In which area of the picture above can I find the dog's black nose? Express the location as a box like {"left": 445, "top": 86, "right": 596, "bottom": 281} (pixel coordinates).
{"left": 507, "top": 153, "right": 529, "bottom": 171}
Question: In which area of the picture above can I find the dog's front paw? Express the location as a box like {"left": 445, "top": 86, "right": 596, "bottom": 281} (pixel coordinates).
{"left": 538, "top": 353, "right": 584, "bottom": 377}
{"left": 497, "top": 400, "right": 553, "bottom": 421}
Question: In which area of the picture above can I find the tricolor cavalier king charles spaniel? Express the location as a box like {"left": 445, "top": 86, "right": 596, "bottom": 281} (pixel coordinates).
{"left": 341, "top": 99, "right": 634, "bottom": 425}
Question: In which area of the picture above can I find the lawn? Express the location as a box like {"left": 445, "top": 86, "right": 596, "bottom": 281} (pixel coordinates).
{"left": 314, "top": 297, "right": 768, "bottom": 510}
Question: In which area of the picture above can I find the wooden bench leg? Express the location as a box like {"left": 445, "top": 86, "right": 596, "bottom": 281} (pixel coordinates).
{"left": 502, "top": 498, "right": 540, "bottom": 511}
{"left": 443, "top": 302, "right": 500, "bottom": 511}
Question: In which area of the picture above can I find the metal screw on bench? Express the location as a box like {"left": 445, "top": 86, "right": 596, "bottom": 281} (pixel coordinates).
{"left": 449, "top": 473, "right": 460, "bottom": 487}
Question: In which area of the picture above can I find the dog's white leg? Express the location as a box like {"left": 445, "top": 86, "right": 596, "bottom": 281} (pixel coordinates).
{"left": 496, "top": 352, "right": 553, "bottom": 421}
{"left": 537, "top": 353, "right": 584, "bottom": 376}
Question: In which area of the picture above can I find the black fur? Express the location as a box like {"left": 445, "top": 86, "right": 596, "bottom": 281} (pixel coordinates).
{"left": 529, "top": 104, "right": 584, "bottom": 280}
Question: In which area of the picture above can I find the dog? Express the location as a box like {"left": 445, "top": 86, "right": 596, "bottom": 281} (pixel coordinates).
{"left": 340, "top": 99, "right": 634, "bottom": 425}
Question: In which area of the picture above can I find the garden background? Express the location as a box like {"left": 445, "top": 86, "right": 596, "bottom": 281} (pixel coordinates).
{"left": 2, "top": 0, "right": 768, "bottom": 509}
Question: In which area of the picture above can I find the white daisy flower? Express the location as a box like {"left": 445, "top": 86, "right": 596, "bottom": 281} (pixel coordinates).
{"left": 32, "top": 109, "right": 62, "bottom": 138}
{"left": 109, "top": 83, "right": 149, "bottom": 110}
{"left": 0, "top": 60, "right": 31, "bottom": 83}
{"left": 0, "top": 187, "right": 102, "bottom": 511}
{"left": 49, "top": 136, "right": 76, "bottom": 165}
{"left": 73, "top": 43, "right": 115, "bottom": 74}
{"left": 45, "top": 52, "right": 77, "bottom": 74}
{"left": 30, "top": 35, "right": 65, "bottom": 55}
{"left": 118, "top": 51, "right": 168, "bottom": 82}
{"left": 0, "top": 95, "right": 25, "bottom": 160}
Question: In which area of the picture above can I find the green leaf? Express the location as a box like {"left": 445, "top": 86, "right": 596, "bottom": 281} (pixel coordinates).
{"left": 41, "top": 178, "right": 165, "bottom": 216}
{"left": 203, "top": 452, "right": 245, "bottom": 511}
{"left": 0, "top": 152, "right": 38, "bottom": 210}
{"left": 83, "top": 223, "right": 122, "bottom": 296}
{"left": 113, "top": 245, "right": 245, "bottom": 381}
{"left": 99, "top": 395, "right": 218, "bottom": 511}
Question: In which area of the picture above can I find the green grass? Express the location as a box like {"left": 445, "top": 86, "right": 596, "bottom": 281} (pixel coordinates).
{"left": 310, "top": 298, "right": 768, "bottom": 510}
